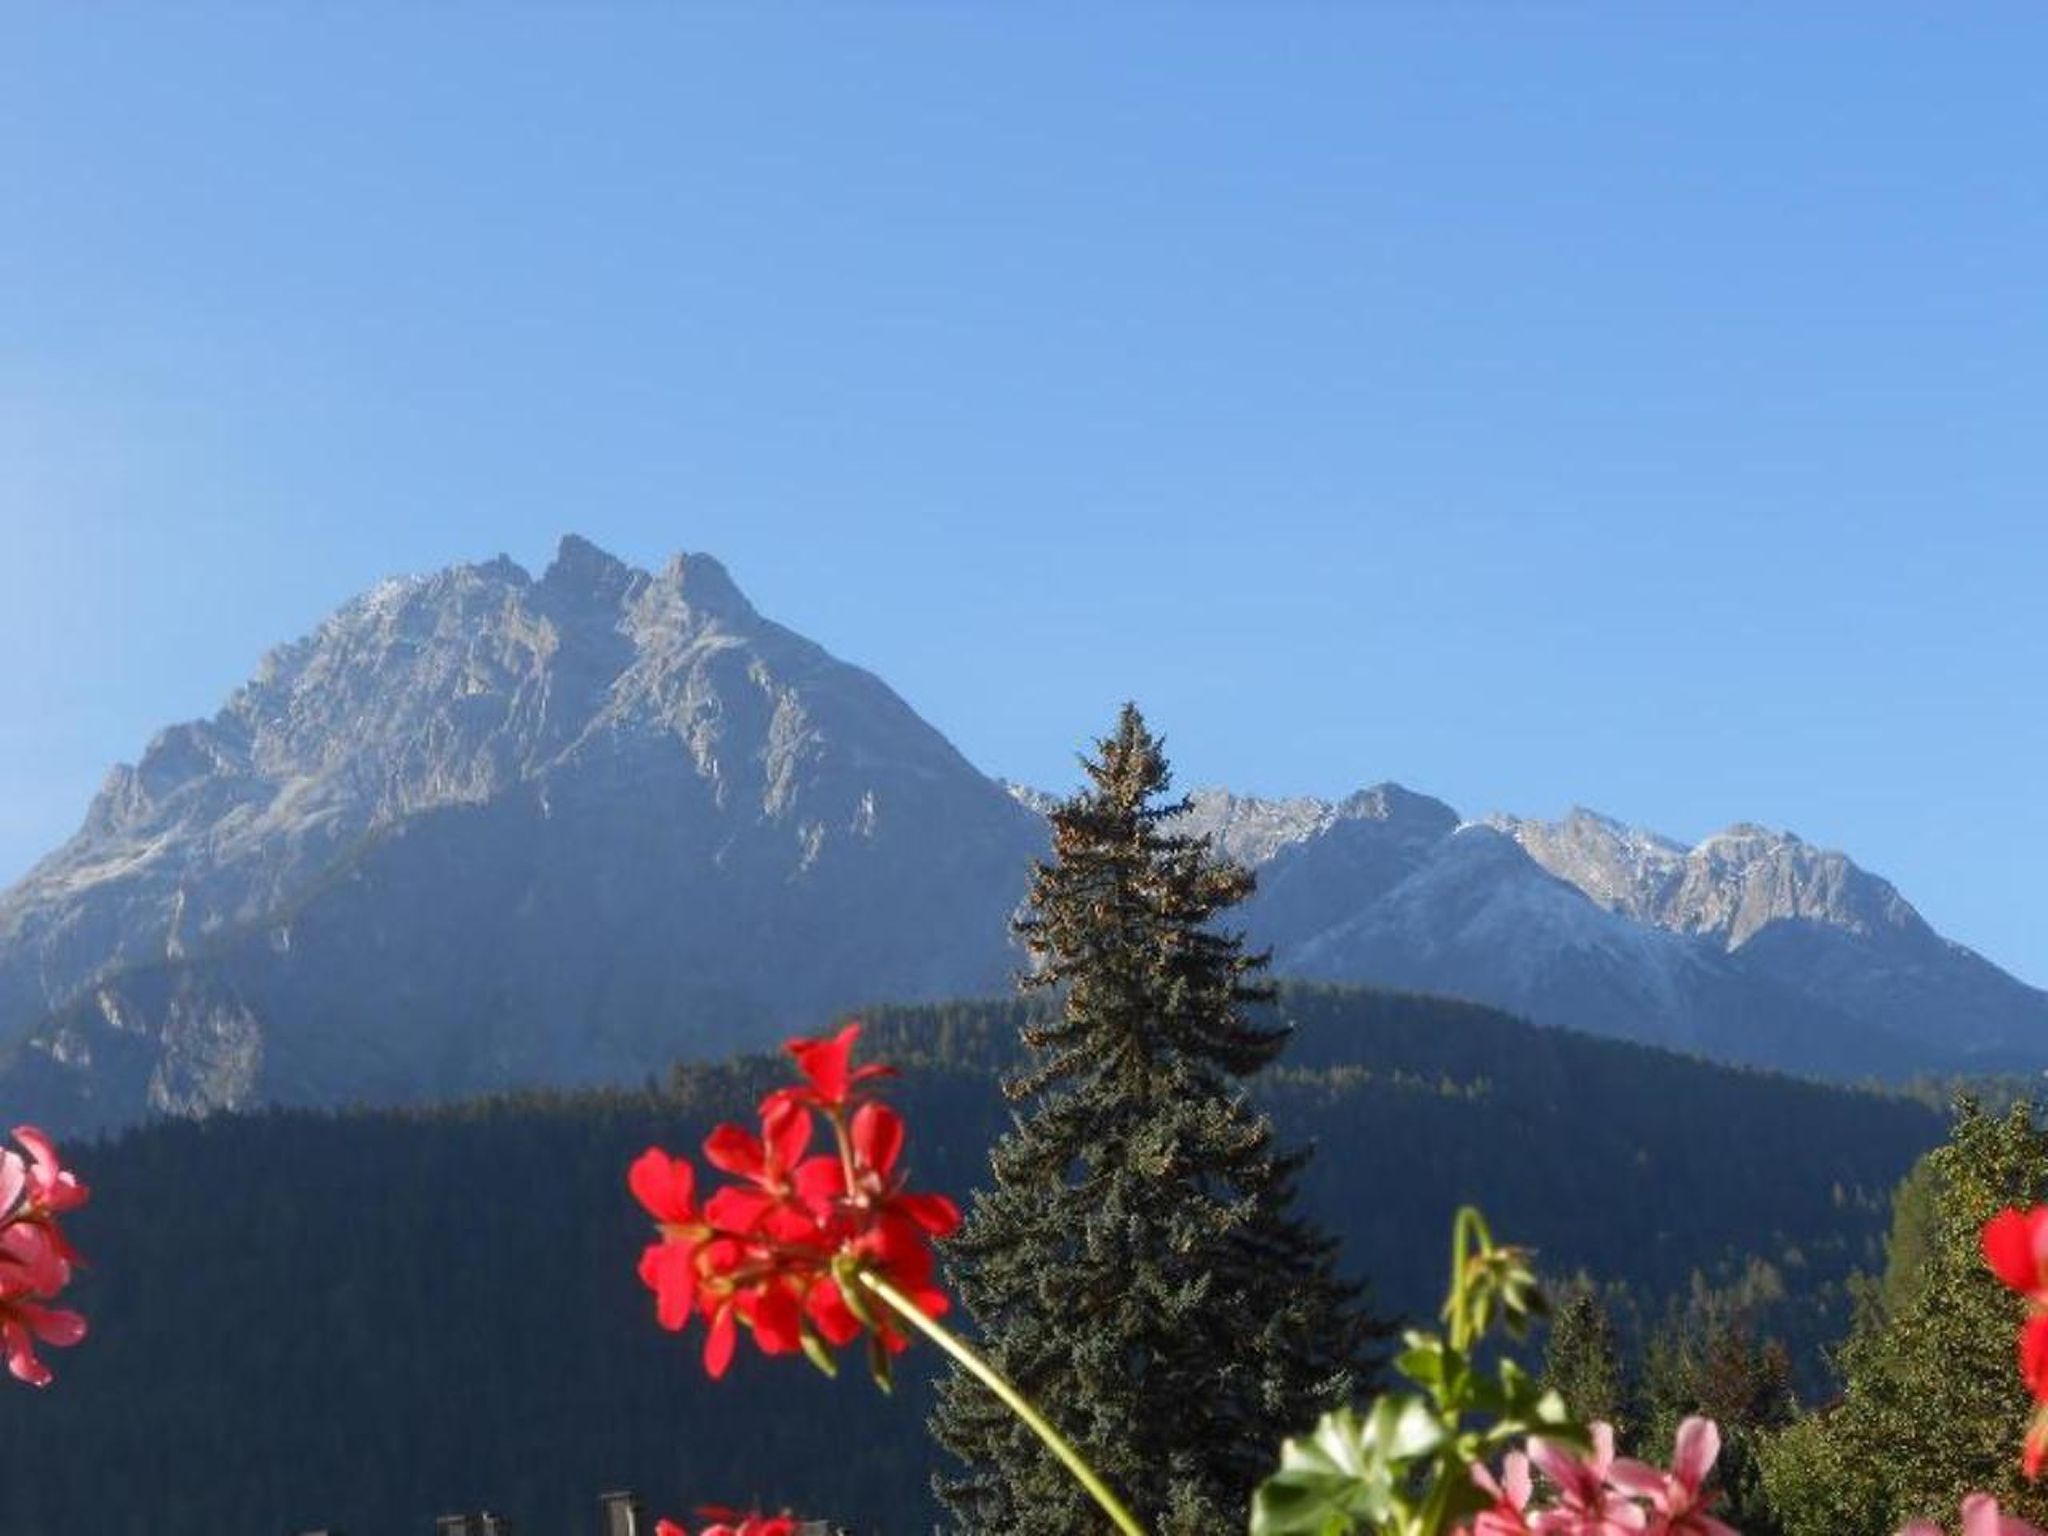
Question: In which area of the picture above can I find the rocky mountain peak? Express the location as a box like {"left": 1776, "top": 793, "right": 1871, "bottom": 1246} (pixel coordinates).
{"left": 651, "top": 551, "right": 757, "bottom": 626}
{"left": 1333, "top": 783, "right": 1461, "bottom": 838}
{"left": 541, "top": 533, "right": 638, "bottom": 606}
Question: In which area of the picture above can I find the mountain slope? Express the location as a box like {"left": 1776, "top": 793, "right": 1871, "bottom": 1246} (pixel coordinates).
{"left": 1491, "top": 809, "right": 2048, "bottom": 1063}
{"left": 1123, "top": 793, "right": 2047, "bottom": 1079}
{"left": 0, "top": 537, "right": 1042, "bottom": 1132}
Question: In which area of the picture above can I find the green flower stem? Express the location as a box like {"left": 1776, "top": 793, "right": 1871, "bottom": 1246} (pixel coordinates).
{"left": 855, "top": 1270, "right": 1150, "bottom": 1536}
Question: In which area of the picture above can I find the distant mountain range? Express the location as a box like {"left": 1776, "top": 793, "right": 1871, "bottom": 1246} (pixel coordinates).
{"left": 1, "top": 535, "right": 2039, "bottom": 1130}
{"left": 1172, "top": 789, "right": 2045, "bottom": 1079}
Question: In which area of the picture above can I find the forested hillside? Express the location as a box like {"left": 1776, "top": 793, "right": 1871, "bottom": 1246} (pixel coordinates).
{"left": 0, "top": 985, "right": 1943, "bottom": 1535}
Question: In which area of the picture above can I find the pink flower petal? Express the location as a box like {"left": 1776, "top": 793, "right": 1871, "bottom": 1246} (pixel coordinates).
{"left": 19, "top": 1303, "right": 84, "bottom": 1347}
{"left": 1606, "top": 1458, "right": 1672, "bottom": 1503}
{"left": 2, "top": 1316, "right": 51, "bottom": 1386}
{"left": 0, "top": 1151, "right": 24, "bottom": 1221}
{"left": 1965, "top": 1495, "right": 2005, "bottom": 1536}
{"left": 1671, "top": 1416, "right": 1721, "bottom": 1493}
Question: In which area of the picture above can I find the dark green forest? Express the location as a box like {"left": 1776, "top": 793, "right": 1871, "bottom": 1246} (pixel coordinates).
{"left": 0, "top": 984, "right": 1944, "bottom": 1535}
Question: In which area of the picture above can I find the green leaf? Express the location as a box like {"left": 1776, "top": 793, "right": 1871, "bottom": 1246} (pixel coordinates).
{"left": 1251, "top": 1398, "right": 1448, "bottom": 1536}
{"left": 1394, "top": 1333, "right": 1444, "bottom": 1389}
{"left": 1252, "top": 1407, "right": 1392, "bottom": 1536}
{"left": 800, "top": 1328, "right": 839, "bottom": 1379}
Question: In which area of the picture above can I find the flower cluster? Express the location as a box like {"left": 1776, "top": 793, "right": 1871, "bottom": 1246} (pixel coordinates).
{"left": 1463, "top": 1419, "right": 1736, "bottom": 1536}
{"left": 1900, "top": 1494, "right": 2048, "bottom": 1536}
{"left": 1982, "top": 1206, "right": 2048, "bottom": 1476}
{"left": 630, "top": 1022, "right": 960, "bottom": 1381}
{"left": 0, "top": 1124, "right": 89, "bottom": 1387}
{"left": 653, "top": 1511, "right": 796, "bottom": 1536}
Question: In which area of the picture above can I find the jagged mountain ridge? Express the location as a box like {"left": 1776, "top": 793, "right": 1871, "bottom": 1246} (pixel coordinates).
{"left": 1130, "top": 789, "right": 2042, "bottom": 1073}
{"left": 1487, "top": 806, "right": 2048, "bottom": 1066}
{"left": 3, "top": 535, "right": 2042, "bottom": 1134}
{"left": 0, "top": 536, "right": 1044, "bottom": 1131}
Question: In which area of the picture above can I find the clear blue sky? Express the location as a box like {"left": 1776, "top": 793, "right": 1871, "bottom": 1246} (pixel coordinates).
{"left": 4, "top": 10, "right": 2044, "bottom": 984}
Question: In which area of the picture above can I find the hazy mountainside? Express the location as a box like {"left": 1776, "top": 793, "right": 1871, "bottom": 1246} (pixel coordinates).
{"left": 0, "top": 537, "right": 1042, "bottom": 1133}
{"left": 1069, "top": 787, "right": 2048, "bottom": 1080}
{"left": 0, "top": 985, "right": 1942, "bottom": 1536}
{"left": 1489, "top": 808, "right": 2048, "bottom": 1065}
{"left": 4, "top": 534, "right": 2042, "bottom": 1134}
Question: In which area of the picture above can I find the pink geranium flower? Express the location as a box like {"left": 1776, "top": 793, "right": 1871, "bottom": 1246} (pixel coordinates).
{"left": 1470, "top": 1450, "right": 1535, "bottom": 1536}
{"left": 0, "top": 1298, "right": 86, "bottom": 1388}
{"left": 1528, "top": 1424, "right": 1646, "bottom": 1536}
{"left": 1899, "top": 1493, "right": 2048, "bottom": 1536}
{"left": 1610, "top": 1417, "right": 1738, "bottom": 1536}
{"left": 12, "top": 1127, "right": 87, "bottom": 1217}
{"left": 0, "top": 1126, "right": 89, "bottom": 1388}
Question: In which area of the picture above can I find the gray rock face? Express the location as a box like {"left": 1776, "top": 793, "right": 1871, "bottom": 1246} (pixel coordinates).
{"left": 1488, "top": 808, "right": 2047, "bottom": 1061}
{"left": 6, "top": 536, "right": 2042, "bottom": 1132}
{"left": 1161, "top": 792, "right": 2048, "bottom": 1076}
{"left": 0, "top": 537, "right": 1043, "bottom": 1132}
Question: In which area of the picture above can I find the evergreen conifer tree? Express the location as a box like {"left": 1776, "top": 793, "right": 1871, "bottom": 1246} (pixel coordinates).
{"left": 1761, "top": 1100, "right": 2048, "bottom": 1536}
{"left": 1541, "top": 1284, "right": 1630, "bottom": 1439}
{"left": 931, "top": 705, "right": 1381, "bottom": 1535}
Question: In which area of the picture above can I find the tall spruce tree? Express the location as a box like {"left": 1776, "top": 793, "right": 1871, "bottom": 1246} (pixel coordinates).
{"left": 932, "top": 704, "right": 1381, "bottom": 1535}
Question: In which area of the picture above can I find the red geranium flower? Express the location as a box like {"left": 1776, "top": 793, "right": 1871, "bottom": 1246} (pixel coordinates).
{"left": 630, "top": 1024, "right": 957, "bottom": 1382}
{"left": 766, "top": 1021, "right": 894, "bottom": 1115}
{"left": 655, "top": 1511, "right": 796, "bottom": 1536}
{"left": 703, "top": 1099, "right": 821, "bottom": 1243}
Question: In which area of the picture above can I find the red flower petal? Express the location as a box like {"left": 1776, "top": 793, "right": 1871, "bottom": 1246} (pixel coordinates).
{"left": 703, "top": 1125, "right": 765, "bottom": 1179}
{"left": 703, "top": 1308, "right": 738, "bottom": 1379}
{"left": 897, "top": 1192, "right": 961, "bottom": 1237}
{"left": 804, "top": 1277, "right": 864, "bottom": 1346}
{"left": 763, "top": 1099, "right": 812, "bottom": 1173}
{"left": 638, "top": 1241, "right": 699, "bottom": 1331}
{"left": 851, "top": 1102, "right": 904, "bottom": 1178}
{"left": 788, "top": 1024, "right": 862, "bottom": 1105}
{"left": 793, "top": 1155, "right": 848, "bottom": 1213}
{"left": 2022, "top": 1316, "right": 2048, "bottom": 1401}
{"left": 1986, "top": 1208, "right": 2045, "bottom": 1295}
{"left": 704, "top": 1187, "right": 777, "bottom": 1234}
{"left": 747, "top": 1286, "right": 804, "bottom": 1356}
{"left": 628, "top": 1149, "right": 696, "bottom": 1226}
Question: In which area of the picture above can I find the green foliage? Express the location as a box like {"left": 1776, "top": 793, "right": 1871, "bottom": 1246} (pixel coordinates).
{"left": 0, "top": 982, "right": 1945, "bottom": 1534}
{"left": 1634, "top": 1276, "right": 1795, "bottom": 1535}
{"left": 1541, "top": 1283, "right": 1629, "bottom": 1440}
{"left": 1252, "top": 1208, "right": 1577, "bottom": 1536}
{"left": 1760, "top": 1100, "right": 2048, "bottom": 1536}
{"left": 932, "top": 706, "right": 1384, "bottom": 1534}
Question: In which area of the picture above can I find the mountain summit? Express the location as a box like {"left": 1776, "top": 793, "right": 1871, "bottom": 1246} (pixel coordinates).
{"left": 0, "top": 537, "right": 1043, "bottom": 1131}
{"left": 4, "top": 539, "right": 2042, "bottom": 1133}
